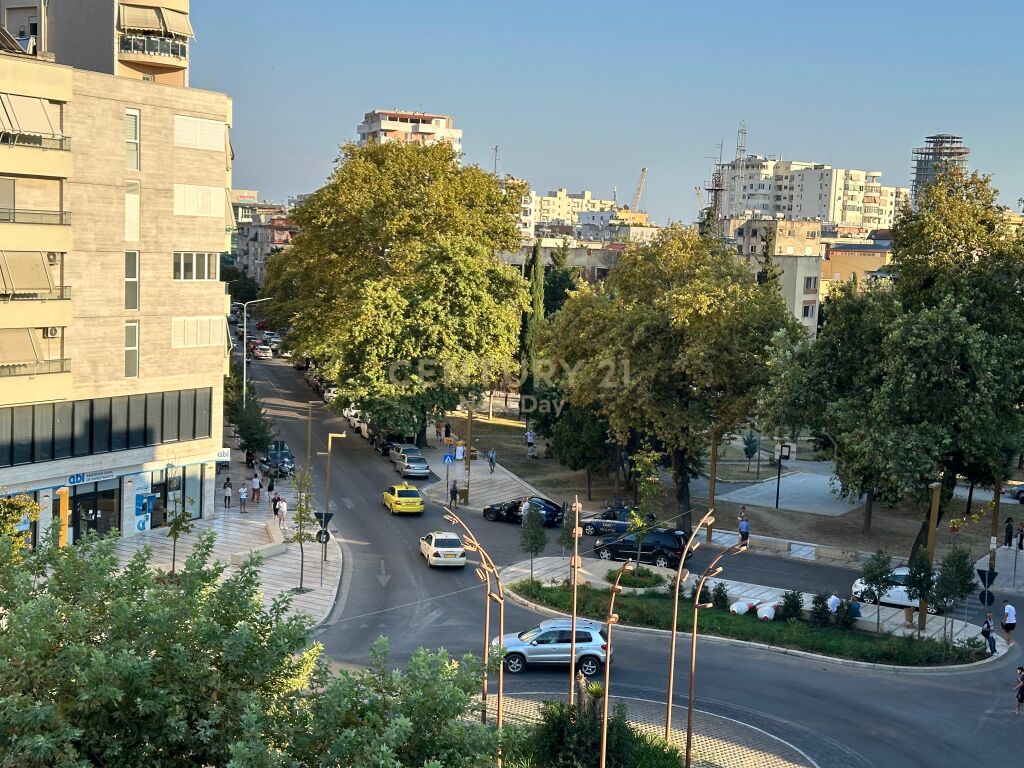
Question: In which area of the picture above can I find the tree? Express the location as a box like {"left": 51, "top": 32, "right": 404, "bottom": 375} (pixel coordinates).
{"left": 627, "top": 448, "right": 663, "bottom": 563}
{"left": 520, "top": 507, "right": 548, "bottom": 582}
{"left": 520, "top": 240, "right": 545, "bottom": 403}
{"left": 860, "top": 549, "right": 894, "bottom": 633}
{"left": 543, "top": 238, "right": 581, "bottom": 315}
{"left": 0, "top": 493, "right": 41, "bottom": 565}
{"left": 742, "top": 429, "right": 759, "bottom": 471}
{"left": 262, "top": 141, "right": 527, "bottom": 446}
{"left": 904, "top": 549, "right": 935, "bottom": 633}
{"left": 549, "top": 405, "right": 613, "bottom": 500}
{"left": 552, "top": 225, "right": 797, "bottom": 523}
{"left": 225, "top": 361, "right": 275, "bottom": 455}
{"left": 932, "top": 546, "right": 976, "bottom": 640}
{"left": 285, "top": 466, "right": 318, "bottom": 593}
{"left": 165, "top": 468, "right": 194, "bottom": 574}
{"left": 219, "top": 264, "right": 259, "bottom": 303}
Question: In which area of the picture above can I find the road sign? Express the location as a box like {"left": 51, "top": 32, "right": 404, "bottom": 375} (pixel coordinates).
{"left": 316, "top": 529, "right": 331, "bottom": 544}
{"left": 442, "top": 453, "right": 455, "bottom": 465}
{"left": 314, "top": 511, "right": 334, "bottom": 529}
{"left": 977, "top": 569, "right": 998, "bottom": 588}
{"left": 979, "top": 589, "right": 995, "bottom": 607}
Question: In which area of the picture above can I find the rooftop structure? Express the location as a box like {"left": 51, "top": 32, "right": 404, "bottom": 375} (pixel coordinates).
{"left": 911, "top": 134, "right": 969, "bottom": 207}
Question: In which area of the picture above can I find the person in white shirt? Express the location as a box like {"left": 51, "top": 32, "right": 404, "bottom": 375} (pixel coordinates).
{"left": 519, "top": 499, "right": 530, "bottom": 526}
{"left": 277, "top": 498, "right": 288, "bottom": 529}
{"left": 237, "top": 485, "right": 248, "bottom": 514}
{"left": 1003, "top": 600, "right": 1016, "bottom": 646}
{"left": 827, "top": 592, "right": 841, "bottom": 614}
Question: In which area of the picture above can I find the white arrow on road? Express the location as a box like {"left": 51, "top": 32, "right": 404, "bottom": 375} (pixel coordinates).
{"left": 377, "top": 559, "right": 390, "bottom": 587}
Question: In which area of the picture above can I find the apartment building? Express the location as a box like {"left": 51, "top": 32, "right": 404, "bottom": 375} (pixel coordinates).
{"left": 576, "top": 210, "right": 658, "bottom": 244}
{"left": 721, "top": 155, "right": 908, "bottom": 229}
{"left": 0, "top": 0, "right": 232, "bottom": 543}
{"left": 235, "top": 203, "right": 297, "bottom": 285}
{"left": 911, "top": 134, "right": 969, "bottom": 207}
{"left": 532, "top": 188, "right": 616, "bottom": 226}
{"left": 356, "top": 109, "right": 462, "bottom": 157}
{"left": 500, "top": 238, "right": 622, "bottom": 283}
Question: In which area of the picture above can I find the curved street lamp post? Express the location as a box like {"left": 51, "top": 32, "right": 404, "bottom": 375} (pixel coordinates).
{"left": 599, "top": 558, "right": 635, "bottom": 768}
{"left": 568, "top": 496, "right": 583, "bottom": 706}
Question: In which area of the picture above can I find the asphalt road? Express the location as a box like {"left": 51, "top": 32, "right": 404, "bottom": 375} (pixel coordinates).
{"left": 247, "top": 356, "right": 1024, "bottom": 768}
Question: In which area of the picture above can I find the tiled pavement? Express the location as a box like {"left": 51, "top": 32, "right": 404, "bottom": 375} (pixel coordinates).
{"left": 421, "top": 456, "right": 545, "bottom": 512}
{"left": 111, "top": 446, "right": 342, "bottom": 626}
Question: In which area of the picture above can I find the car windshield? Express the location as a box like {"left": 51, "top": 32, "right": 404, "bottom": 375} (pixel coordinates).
{"left": 518, "top": 626, "right": 544, "bottom": 642}
{"left": 434, "top": 538, "right": 461, "bottom": 549}
{"left": 407, "top": 457, "right": 428, "bottom": 465}
{"left": 530, "top": 498, "right": 559, "bottom": 513}
{"left": 403, "top": 447, "right": 422, "bottom": 456}
{"left": 397, "top": 490, "right": 420, "bottom": 498}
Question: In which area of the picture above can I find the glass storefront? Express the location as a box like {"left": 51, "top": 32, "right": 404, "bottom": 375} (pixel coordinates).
{"left": 137, "top": 464, "right": 205, "bottom": 532}
{"left": 70, "top": 479, "right": 121, "bottom": 543}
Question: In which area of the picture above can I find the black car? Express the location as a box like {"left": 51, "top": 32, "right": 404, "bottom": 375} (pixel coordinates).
{"left": 580, "top": 507, "right": 656, "bottom": 536}
{"left": 483, "top": 496, "right": 565, "bottom": 527}
{"left": 593, "top": 528, "right": 690, "bottom": 569}
{"left": 372, "top": 431, "right": 412, "bottom": 456}
{"left": 261, "top": 440, "right": 295, "bottom": 478}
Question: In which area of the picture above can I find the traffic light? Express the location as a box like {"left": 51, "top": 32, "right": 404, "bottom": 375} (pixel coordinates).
{"left": 56, "top": 487, "right": 70, "bottom": 547}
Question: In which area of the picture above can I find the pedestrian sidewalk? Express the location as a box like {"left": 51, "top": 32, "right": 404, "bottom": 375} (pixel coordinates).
{"left": 111, "top": 445, "right": 342, "bottom": 626}
{"left": 421, "top": 457, "right": 544, "bottom": 511}
{"left": 503, "top": 556, "right": 1005, "bottom": 655}
{"left": 973, "top": 545, "right": 1024, "bottom": 596}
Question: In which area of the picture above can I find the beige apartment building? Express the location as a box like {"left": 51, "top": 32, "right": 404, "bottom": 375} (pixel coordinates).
{"left": 356, "top": 109, "right": 463, "bottom": 157}
{"left": 0, "top": 1, "right": 231, "bottom": 543}
{"left": 532, "top": 188, "right": 617, "bottom": 226}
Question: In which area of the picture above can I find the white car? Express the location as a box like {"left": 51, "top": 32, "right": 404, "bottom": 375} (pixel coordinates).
{"left": 253, "top": 345, "right": 273, "bottom": 360}
{"left": 346, "top": 409, "right": 363, "bottom": 428}
{"left": 322, "top": 386, "right": 338, "bottom": 403}
{"left": 419, "top": 531, "right": 467, "bottom": 568}
{"left": 852, "top": 566, "right": 940, "bottom": 614}
{"left": 396, "top": 455, "right": 431, "bottom": 478}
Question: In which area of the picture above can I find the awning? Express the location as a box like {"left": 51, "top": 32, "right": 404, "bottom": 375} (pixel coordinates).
{"left": 0, "top": 94, "right": 14, "bottom": 133}
{"left": 120, "top": 4, "right": 164, "bottom": 32}
{"left": 161, "top": 8, "right": 194, "bottom": 37}
{"left": 1, "top": 251, "right": 53, "bottom": 293}
{"left": 0, "top": 328, "right": 41, "bottom": 366}
{"left": 2, "top": 94, "right": 55, "bottom": 136}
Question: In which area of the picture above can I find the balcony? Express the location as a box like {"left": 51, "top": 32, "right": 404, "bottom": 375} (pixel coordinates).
{"left": 1, "top": 131, "right": 72, "bottom": 177}
{"left": 119, "top": 34, "right": 188, "bottom": 62}
{"left": 0, "top": 130, "right": 70, "bottom": 152}
{"left": 0, "top": 208, "right": 70, "bottom": 225}
{"left": 0, "top": 358, "right": 70, "bottom": 377}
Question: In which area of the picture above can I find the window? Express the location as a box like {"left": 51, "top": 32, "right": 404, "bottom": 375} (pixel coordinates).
{"left": 110, "top": 396, "right": 128, "bottom": 451}
{"left": 749, "top": 245, "right": 756, "bottom": 253}
{"left": 124, "top": 251, "right": 139, "bottom": 309}
{"left": 173, "top": 115, "right": 224, "bottom": 151}
{"left": 173, "top": 184, "right": 223, "bottom": 217}
{"left": 125, "top": 181, "right": 140, "bottom": 241}
{"left": 124, "top": 321, "right": 139, "bottom": 378}
{"left": 171, "top": 316, "right": 224, "bottom": 348}
{"left": 803, "top": 276, "right": 819, "bottom": 292}
{"left": 802, "top": 303, "right": 817, "bottom": 319}
{"left": 172, "top": 252, "right": 219, "bottom": 281}
{"left": 124, "top": 108, "right": 140, "bottom": 170}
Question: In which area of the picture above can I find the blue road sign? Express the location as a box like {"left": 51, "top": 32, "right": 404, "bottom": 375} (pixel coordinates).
{"left": 442, "top": 454, "right": 455, "bottom": 465}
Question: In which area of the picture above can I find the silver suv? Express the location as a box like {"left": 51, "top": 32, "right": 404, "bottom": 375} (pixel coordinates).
{"left": 494, "top": 618, "right": 608, "bottom": 677}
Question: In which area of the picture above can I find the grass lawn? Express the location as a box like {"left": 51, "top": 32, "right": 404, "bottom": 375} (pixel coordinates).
{"left": 513, "top": 581, "right": 986, "bottom": 666}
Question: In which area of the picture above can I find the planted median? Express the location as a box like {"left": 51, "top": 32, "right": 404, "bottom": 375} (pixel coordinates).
{"left": 512, "top": 580, "right": 987, "bottom": 667}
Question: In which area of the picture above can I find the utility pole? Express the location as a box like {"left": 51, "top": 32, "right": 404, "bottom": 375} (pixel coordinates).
{"left": 492, "top": 145, "right": 500, "bottom": 177}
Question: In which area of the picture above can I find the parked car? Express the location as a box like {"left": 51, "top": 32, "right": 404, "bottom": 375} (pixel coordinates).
{"left": 267, "top": 335, "right": 283, "bottom": 352}
{"left": 482, "top": 496, "right": 565, "bottom": 527}
{"left": 279, "top": 348, "right": 293, "bottom": 359}
{"left": 382, "top": 483, "right": 425, "bottom": 515}
{"left": 396, "top": 455, "right": 431, "bottom": 479}
{"left": 261, "top": 440, "right": 295, "bottom": 478}
{"left": 346, "top": 409, "right": 364, "bottom": 429}
{"left": 322, "top": 386, "right": 339, "bottom": 404}
{"left": 389, "top": 444, "right": 423, "bottom": 464}
{"left": 1001, "top": 482, "right": 1024, "bottom": 503}
{"left": 373, "top": 432, "right": 409, "bottom": 456}
{"left": 494, "top": 618, "right": 607, "bottom": 677}
{"left": 253, "top": 345, "right": 273, "bottom": 360}
{"left": 594, "top": 528, "right": 690, "bottom": 569}
{"left": 418, "top": 531, "right": 466, "bottom": 568}
{"left": 292, "top": 358, "right": 309, "bottom": 370}
{"left": 580, "top": 506, "right": 656, "bottom": 536}
{"left": 851, "top": 566, "right": 942, "bottom": 614}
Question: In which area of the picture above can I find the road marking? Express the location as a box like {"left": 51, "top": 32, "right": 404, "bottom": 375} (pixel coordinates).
{"left": 342, "top": 497, "right": 355, "bottom": 509}
{"left": 421, "top": 608, "right": 444, "bottom": 625}
{"left": 376, "top": 559, "right": 391, "bottom": 587}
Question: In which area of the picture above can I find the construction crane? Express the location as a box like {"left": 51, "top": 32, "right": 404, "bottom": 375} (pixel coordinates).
{"left": 694, "top": 186, "right": 706, "bottom": 218}
{"left": 630, "top": 167, "right": 648, "bottom": 211}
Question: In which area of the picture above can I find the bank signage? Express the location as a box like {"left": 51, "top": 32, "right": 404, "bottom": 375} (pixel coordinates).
{"left": 66, "top": 470, "right": 116, "bottom": 486}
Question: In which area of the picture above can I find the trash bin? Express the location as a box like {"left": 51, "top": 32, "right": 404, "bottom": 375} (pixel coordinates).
{"left": 458, "top": 487, "right": 469, "bottom": 505}
{"left": 903, "top": 606, "right": 915, "bottom": 626}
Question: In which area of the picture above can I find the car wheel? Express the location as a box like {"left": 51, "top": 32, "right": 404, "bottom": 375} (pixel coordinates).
{"left": 598, "top": 547, "right": 614, "bottom": 561}
{"left": 863, "top": 591, "right": 878, "bottom": 605}
{"left": 653, "top": 553, "right": 670, "bottom": 569}
{"left": 926, "top": 603, "right": 939, "bottom": 615}
{"left": 1017, "top": 492, "right": 1024, "bottom": 504}
{"left": 504, "top": 653, "right": 526, "bottom": 674}
{"left": 484, "top": 509, "right": 497, "bottom": 521}
{"left": 578, "top": 656, "right": 601, "bottom": 677}
{"left": 583, "top": 523, "right": 597, "bottom": 536}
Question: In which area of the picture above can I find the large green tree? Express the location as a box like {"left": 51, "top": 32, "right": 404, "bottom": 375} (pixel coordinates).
{"left": 262, "top": 141, "right": 527, "bottom": 443}
{"left": 551, "top": 225, "right": 796, "bottom": 523}
{"left": 543, "top": 238, "right": 581, "bottom": 315}
{"left": 549, "top": 405, "right": 613, "bottom": 500}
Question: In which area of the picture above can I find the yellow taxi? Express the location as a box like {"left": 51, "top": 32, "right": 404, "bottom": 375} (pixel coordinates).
{"left": 383, "top": 483, "right": 425, "bottom": 515}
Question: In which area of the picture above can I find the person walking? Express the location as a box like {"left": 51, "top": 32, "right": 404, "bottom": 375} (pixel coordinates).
{"left": 251, "top": 472, "right": 261, "bottom": 504}
{"left": 519, "top": 498, "right": 530, "bottom": 526}
{"left": 223, "top": 477, "right": 232, "bottom": 509}
{"left": 267, "top": 475, "right": 275, "bottom": 497}
{"left": 277, "top": 498, "right": 288, "bottom": 529}
{"left": 1006, "top": 517, "right": 1016, "bottom": 548}
{"left": 435, "top": 420, "right": 443, "bottom": 441}
{"left": 1014, "top": 667, "right": 1024, "bottom": 716}
{"left": 737, "top": 507, "right": 750, "bottom": 544}
{"left": 449, "top": 480, "right": 459, "bottom": 509}
{"left": 271, "top": 491, "right": 282, "bottom": 521}
{"left": 982, "top": 613, "right": 997, "bottom": 655}
{"left": 487, "top": 448, "right": 497, "bottom": 474}
{"left": 525, "top": 428, "right": 535, "bottom": 449}
{"left": 1003, "top": 599, "right": 1017, "bottom": 647}
{"left": 444, "top": 422, "right": 452, "bottom": 439}
{"left": 1017, "top": 521, "right": 1024, "bottom": 551}
{"left": 238, "top": 484, "right": 248, "bottom": 514}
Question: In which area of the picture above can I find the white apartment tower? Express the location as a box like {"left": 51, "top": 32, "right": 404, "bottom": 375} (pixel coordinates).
{"left": 356, "top": 109, "right": 462, "bottom": 157}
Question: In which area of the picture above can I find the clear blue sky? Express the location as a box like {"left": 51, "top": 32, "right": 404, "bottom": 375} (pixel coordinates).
{"left": 190, "top": 0, "right": 1024, "bottom": 223}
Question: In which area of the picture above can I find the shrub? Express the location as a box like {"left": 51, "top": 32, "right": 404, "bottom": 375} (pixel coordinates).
{"left": 778, "top": 590, "right": 804, "bottom": 621}
{"left": 809, "top": 593, "right": 832, "bottom": 628}
{"left": 609, "top": 566, "right": 665, "bottom": 589}
{"left": 711, "top": 581, "right": 730, "bottom": 611}
{"left": 834, "top": 599, "right": 857, "bottom": 630}
{"left": 690, "top": 581, "right": 711, "bottom": 604}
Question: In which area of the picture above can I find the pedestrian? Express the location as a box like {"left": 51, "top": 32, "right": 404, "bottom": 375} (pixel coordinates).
{"left": 1014, "top": 667, "right": 1024, "bottom": 716}
{"left": 450, "top": 480, "right": 459, "bottom": 508}
{"left": 277, "top": 498, "right": 288, "bottom": 529}
{"left": 267, "top": 475, "right": 275, "bottom": 496}
{"left": 1006, "top": 517, "right": 1015, "bottom": 548}
{"left": 245, "top": 449, "right": 255, "bottom": 469}
{"left": 519, "top": 498, "right": 530, "bottom": 525}
{"left": 527, "top": 443, "right": 538, "bottom": 459}
{"left": 1017, "top": 521, "right": 1024, "bottom": 551}
{"left": 435, "top": 420, "right": 443, "bottom": 441}
{"left": 444, "top": 422, "right": 451, "bottom": 439}
{"left": 223, "top": 477, "right": 232, "bottom": 509}
{"left": 271, "top": 491, "right": 282, "bottom": 520}
{"left": 238, "top": 484, "right": 248, "bottom": 514}
{"left": 737, "top": 508, "right": 750, "bottom": 544}
{"left": 251, "top": 472, "right": 261, "bottom": 503}
{"left": 827, "top": 592, "right": 841, "bottom": 614}
{"left": 525, "top": 428, "right": 535, "bottom": 448}
{"left": 488, "top": 448, "right": 496, "bottom": 474}
{"left": 1003, "top": 599, "right": 1017, "bottom": 646}
{"left": 982, "top": 612, "right": 997, "bottom": 655}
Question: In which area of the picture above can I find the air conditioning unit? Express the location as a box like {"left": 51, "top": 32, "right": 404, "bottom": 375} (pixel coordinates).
{"left": 47, "top": 252, "right": 60, "bottom": 265}
{"left": 42, "top": 326, "right": 60, "bottom": 338}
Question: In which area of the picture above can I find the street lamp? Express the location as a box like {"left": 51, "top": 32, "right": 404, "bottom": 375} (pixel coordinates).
{"left": 665, "top": 508, "right": 715, "bottom": 741}
{"left": 241, "top": 296, "right": 272, "bottom": 408}
{"left": 568, "top": 496, "right": 583, "bottom": 707}
{"left": 305, "top": 400, "right": 321, "bottom": 466}
{"left": 600, "top": 558, "right": 635, "bottom": 768}
{"left": 315, "top": 431, "right": 347, "bottom": 585}
{"left": 684, "top": 542, "right": 748, "bottom": 768}
{"left": 444, "top": 507, "right": 505, "bottom": 764}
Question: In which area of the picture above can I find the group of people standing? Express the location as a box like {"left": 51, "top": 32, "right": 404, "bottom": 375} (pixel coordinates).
{"left": 1003, "top": 517, "right": 1024, "bottom": 550}
{"left": 222, "top": 471, "right": 288, "bottom": 528}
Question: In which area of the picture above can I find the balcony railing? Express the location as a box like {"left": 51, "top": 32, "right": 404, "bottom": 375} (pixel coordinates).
{"left": 0, "top": 209, "right": 70, "bottom": 225}
{"left": 119, "top": 34, "right": 187, "bottom": 60}
{"left": 0, "top": 130, "right": 71, "bottom": 151}
{"left": 0, "top": 358, "right": 70, "bottom": 377}
{"left": 0, "top": 285, "right": 71, "bottom": 301}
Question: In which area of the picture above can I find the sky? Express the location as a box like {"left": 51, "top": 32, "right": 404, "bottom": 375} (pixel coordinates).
{"left": 190, "top": 0, "right": 1024, "bottom": 224}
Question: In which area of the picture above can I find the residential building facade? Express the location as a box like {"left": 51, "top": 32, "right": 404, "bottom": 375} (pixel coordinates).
{"left": 911, "top": 134, "right": 969, "bottom": 207}
{"left": 356, "top": 109, "right": 462, "bottom": 157}
{"left": 532, "top": 188, "right": 617, "bottom": 226}
{"left": 500, "top": 238, "right": 623, "bottom": 283}
{"left": 234, "top": 203, "right": 296, "bottom": 285}
{"left": 0, "top": 0, "right": 231, "bottom": 544}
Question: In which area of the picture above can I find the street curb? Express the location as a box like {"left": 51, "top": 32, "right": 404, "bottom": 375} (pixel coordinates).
{"left": 312, "top": 535, "right": 344, "bottom": 628}
{"left": 502, "top": 580, "right": 1012, "bottom": 676}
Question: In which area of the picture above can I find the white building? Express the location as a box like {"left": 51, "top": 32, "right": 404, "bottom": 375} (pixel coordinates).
{"left": 356, "top": 109, "right": 462, "bottom": 157}
{"left": 532, "top": 188, "right": 617, "bottom": 226}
